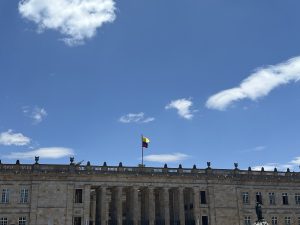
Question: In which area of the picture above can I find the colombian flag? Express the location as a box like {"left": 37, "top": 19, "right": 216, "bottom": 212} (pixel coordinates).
{"left": 142, "top": 136, "right": 150, "bottom": 148}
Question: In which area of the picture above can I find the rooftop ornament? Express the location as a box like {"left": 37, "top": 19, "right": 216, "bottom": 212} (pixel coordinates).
{"left": 234, "top": 163, "right": 238, "bottom": 170}
{"left": 193, "top": 164, "right": 197, "bottom": 169}
{"left": 86, "top": 161, "right": 91, "bottom": 166}
{"left": 16, "top": 160, "right": 20, "bottom": 165}
{"left": 178, "top": 164, "right": 182, "bottom": 169}
{"left": 70, "top": 157, "right": 74, "bottom": 165}
{"left": 207, "top": 162, "right": 211, "bottom": 169}
{"left": 103, "top": 162, "right": 107, "bottom": 167}
{"left": 274, "top": 167, "right": 277, "bottom": 172}
{"left": 35, "top": 156, "right": 39, "bottom": 165}
{"left": 164, "top": 163, "right": 168, "bottom": 168}
{"left": 286, "top": 168, "right": 290, "bottom": 173}
{"left": 261, "top": 167, "right": 264, "bottom": 172}
{"left": 119, "top": 162, "right": 123, "bottom": 167}
{"left": 248, "top": 167, "right": 252, "bottom": 171}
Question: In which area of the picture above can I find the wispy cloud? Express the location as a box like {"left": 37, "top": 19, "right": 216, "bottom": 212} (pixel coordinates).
{"left": 252, "top": 156, "right": 300, "bottom": 171}
{"left": 119, "top": 112, "right": 155, "bottom": 124}
{"left": 144, "top": 153, "right": 189, "bottom": 163}
{"left": 23, "top": 106, "right": 47, "bottom": 124}
{"left": 165, "top": 98, "right": 195, "bottom": 119}
{"left": 240, "top": 145, "right": 266, "bottom": 153}
{"left": 18, "top": 0, "right": 116, "bottom": 46}
{"left": 0, "top": 130, "right": 31, "bottom": 146}
{"left": 206, "top": 56, "right": 300, "bottom": 110}
{"left": 3, "top": 147, "right": 74, "bottom": 159}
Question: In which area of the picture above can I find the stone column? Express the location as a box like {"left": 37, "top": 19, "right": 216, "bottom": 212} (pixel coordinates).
{"left": 90, "top": 191, "right": 97, "bottom": 225}
{"left": 100, "top": 186, "right": 108, "bottom": 225}
{"left": 178, "top": 187, "right": 185, "bottom": 225}
{"left": 29, "top": 183, "right": 39, "bottom": 225}
{"left": 163, "top": 188, "right": 170, "bottom": 225}
{"left": 66, "top": 184, "right": 74, "bottom": 225}
{"left": 132, "top": 187, "right": 140, "bottom": 225}
{"left": 84, "top": 185, "right": 91, "bottom": 225}
{"left": 193, "top": 187, "right": 200, "bottom": 225}
{"left": 148, "top": 187, "right": 155, "bottom": 225}
{"left": 115, "top": 187, "right": 123, "bottom": 225}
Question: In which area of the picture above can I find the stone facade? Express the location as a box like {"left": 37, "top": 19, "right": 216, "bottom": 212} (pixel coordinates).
{"left": 0, "top": 162, "right": 300, "bottom": 225}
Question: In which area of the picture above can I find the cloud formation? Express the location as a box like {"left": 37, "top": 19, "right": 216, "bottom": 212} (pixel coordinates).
{"left": 206, "top": 56, "right": 300, "bottom": 110}
{"left": 165, "top": 98, "right": 194, "bottom": 119}
{"left": 3, "top": 147, "right": 74, "bottom": 159}
{"left": 119, "top": 113, "right": 155, "bottom": 124}
{"left": 144, "top": 153, "right": 189, "bottom": 163}
{"left": 0, "top": 130, "right": 31, "bottom": 146}
{"left": 23, "top": 106, "right": 47, "bottom": 124}
{"left": 19, "top": 0, "right": 116, "bottom": 46}
{"left": 252, "top": 156, "right": 300, "bottom": 172}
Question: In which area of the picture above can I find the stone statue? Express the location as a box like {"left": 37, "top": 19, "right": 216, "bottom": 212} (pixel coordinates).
{"left": 256, "top": 202, "right": 263, "bottom": 221}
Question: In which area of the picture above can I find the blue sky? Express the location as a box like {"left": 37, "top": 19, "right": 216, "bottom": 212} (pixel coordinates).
{"left": 1, "top": 0, "right": 300, "bottom": 171}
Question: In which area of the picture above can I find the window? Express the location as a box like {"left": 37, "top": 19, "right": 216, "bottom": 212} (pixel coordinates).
{"left": 256, "top": 192, "right": 262, "bottom": 204}
{"left": 1, "top": 189, "right": 9, "bottom": 203}
{"left": 0, "top": 218, "right": 8, "bottom": 225}
{"left": 200, "top": 191, "right": 207, "bottom": 204}
{"left": 202, "top": 216, "right": 208, "bottom": 225}
{"left": 18, "top": 217, "right": 26, "bottom": 225}
{"left": 20, "top": 188, "right": 29, "bottom": 204}
{"left": 284, "top": 217, "right": 291, "bottom": 225}
{"left": 74, "top": 217, "right": 82, "bottom": 225}
{"left": 269, "top": 192, "right": 276, "bottom": 205}
{"left": 75, "top": 189, "right": 83, "bottom": 203}
{"left": 244, "top": 216, "right": 251, "bottom": 225}
{"left": 242, "top": 192, "right": 249, "bottom": 204}
{"left": 282, "top": 193, "right": 289, "bottom": 205}
{"left": 271, "top": 217, "right": 278, "bottom": 225}
{"left": 298, "top": 217, "right": 300, "bottom": 225}
{"left": 295, "top": 193, "right": 300, "bottom": 205}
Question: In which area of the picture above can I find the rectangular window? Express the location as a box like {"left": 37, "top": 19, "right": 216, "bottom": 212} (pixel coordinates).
{"left": 18, "top": 217, "right": 26, "bottom": 225}
{"left": 269, "top": 192, "right": 276, "bottom": 205}
{"left": 295, "top": 193, "right": 300, "bottom": 205}
{"left": 256, "top": 192, "right": 262, "bottom": 204}
{"left": 0, "top": 218, "right": 8, "bottom": 225}
{"left": 284, "top": 217, "right": 291, "bottom": 225}
{"left": 202, "top": 216, "right": 208, "bottom": 225}
{"left": 1, "top": 189, "right": 9, "bottom": 203}
{"left": 200, "top": 191, "right": 207, "bottom": 204}
{"left": 75, "top": 189, "right": 83, "bottom": 203}
{"left": 271, "top": 216, "right": 278, "bottom": 225}
{"left": 242, "top": 192, "right": 249, "bottom": 204}
{"left": 244, "top": 216, "right": 251, "bottom": 225}
{"left": 20, "top": 188, "right": 29, "bottom": 204}
{"left": 74, "top": 217, "right": 82, "bottom": 225}
{"left": 283, "top": 193, "right": 289, "bottom": 205}
{"left": 298, "top": 217, "right": 300, "bottom": 225}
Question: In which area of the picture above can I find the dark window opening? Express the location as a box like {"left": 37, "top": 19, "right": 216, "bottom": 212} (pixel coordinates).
{"left": 256, "top": 192, "right": 262, "bottom": 204}
{"left": 75, "top": 189, "right": 83, "bottom": 203}
{"left": 200, "top": 191, "right": 207, "bottom": 204}
{"left": 202, "top": 216, "right": 208, "bottom": 225}
{"left": 190, "top": 203, "right": 194, "bottom": 209}
{"left": 282, "top": 193, "right": 289, "bottom": 205}
{"left": 74, "top": 217, "right": 81, "bottom": 225}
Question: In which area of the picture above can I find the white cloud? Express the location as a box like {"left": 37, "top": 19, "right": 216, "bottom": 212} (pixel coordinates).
{"left": 23, "top": 106, "right": 47, "bottom": 124}
{"left": 119, "top": 113, "right": 155, "bottom": 124}
{"left": 240, "top": 145, "right": 266, "bottom": 153}
{"left": 18, "top": 0, "right": 116, "bottom": 46}
{"left": 144, "top": 153, "right": 189, "bottom": 163}
{"left": 252, "top": 156, "right": 300, "bottom": 171}
{"left": 3, "top": 147, "right": 74, "bottom": 159}
{"left": 206, "top": 56, "right": 300, "bottom": 110}
{"left": 0, "top": 130, "right": 31, "bottom": 146}
{"left": 165, "top": 98, "right": 194, "bottom": 119}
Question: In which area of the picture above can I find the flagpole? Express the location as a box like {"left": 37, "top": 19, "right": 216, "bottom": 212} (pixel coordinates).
{"left": 141, "top": 134, "right": 144, "bottom": 167}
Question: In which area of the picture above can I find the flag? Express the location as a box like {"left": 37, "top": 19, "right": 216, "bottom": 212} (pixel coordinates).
{"left": 142, "top": 136, "right": 150, "bottom": 148}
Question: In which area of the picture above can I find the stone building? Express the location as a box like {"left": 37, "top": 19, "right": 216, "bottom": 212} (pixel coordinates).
{"left": 0, "top": 159, "right": 300, "bottom": 225}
